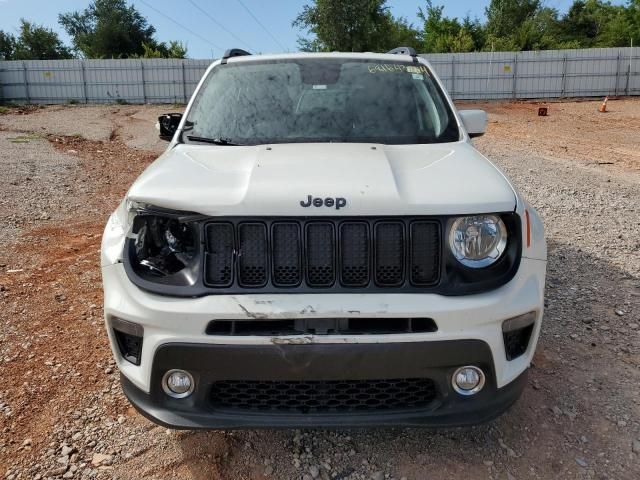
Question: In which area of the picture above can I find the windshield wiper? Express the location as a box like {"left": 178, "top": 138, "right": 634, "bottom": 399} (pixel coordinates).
{"left": 185, "top": 135, "right": 242, "bottom": 146}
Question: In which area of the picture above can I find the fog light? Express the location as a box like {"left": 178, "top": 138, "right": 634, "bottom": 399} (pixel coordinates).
{"left": 162, "top": 369, "right": 195, "bottom": 398}
{"left": 452, "top": 366, "right": 485, "bottom": 396}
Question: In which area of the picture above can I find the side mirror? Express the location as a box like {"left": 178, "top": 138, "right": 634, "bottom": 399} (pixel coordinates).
{"left": 458, "top": 110, "right": 487, "bottom": 138}
{"left": 157, "top": 113, "right": 183, "bottom": 141}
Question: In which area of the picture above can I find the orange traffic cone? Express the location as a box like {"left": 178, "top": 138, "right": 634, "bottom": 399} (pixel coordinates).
{"left": 598, "top": 96, "right": 608, "bottom": 113}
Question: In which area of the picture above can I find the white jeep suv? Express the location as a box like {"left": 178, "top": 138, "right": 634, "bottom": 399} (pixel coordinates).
{"left": 101, "top": 47, "right": 546, "bottom": 428}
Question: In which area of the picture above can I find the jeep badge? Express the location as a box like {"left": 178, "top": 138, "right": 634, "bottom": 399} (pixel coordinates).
{"left": 300, "top": 195, "right": 347, "bottom": 210}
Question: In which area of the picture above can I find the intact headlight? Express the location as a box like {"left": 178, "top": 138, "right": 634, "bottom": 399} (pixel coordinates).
{"left": 448, "top": 215, "right": 507, "bottom": 268}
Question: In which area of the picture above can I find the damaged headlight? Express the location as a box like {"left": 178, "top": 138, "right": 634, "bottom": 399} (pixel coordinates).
{"left": 126, "top": 204, "right": 201, "bottom": 286}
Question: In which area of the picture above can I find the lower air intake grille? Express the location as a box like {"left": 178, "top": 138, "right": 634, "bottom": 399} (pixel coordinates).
{"left": 210, "top": 378, "right": 438, "bottom": 413}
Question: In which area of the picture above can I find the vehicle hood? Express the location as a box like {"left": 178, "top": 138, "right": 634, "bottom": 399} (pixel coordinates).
{"left": 127, "top": 142, "right": 516, "bottom": 216}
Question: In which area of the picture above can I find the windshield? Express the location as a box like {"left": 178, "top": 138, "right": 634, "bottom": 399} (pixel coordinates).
{"left": 183, "top": 58, "right": 460, "bottom": 146}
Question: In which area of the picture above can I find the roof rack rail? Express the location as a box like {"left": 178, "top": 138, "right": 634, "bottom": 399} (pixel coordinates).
{"left": 221, "top": 48, "right": 251, "bottom": 64}
{"left": 387, "top": 47, "right": 417, "bottom": 57}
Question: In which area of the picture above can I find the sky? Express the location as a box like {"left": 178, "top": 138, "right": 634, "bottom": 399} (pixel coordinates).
{"left": 0, "top": 0, "right": 619, "bottom": 58}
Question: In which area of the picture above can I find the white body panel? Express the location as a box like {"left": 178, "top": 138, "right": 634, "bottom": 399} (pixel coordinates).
{"left": 103, "top": 256, "right": 545, "bottom": 394}
{"left": 126, "top": 141, "right": 516, "bottom": 217}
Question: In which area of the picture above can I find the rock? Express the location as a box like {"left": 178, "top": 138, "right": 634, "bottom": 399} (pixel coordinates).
{"left": 552, "top": 406, "right": 562, "bottom": 416}
{"left": 575, "top": 458, "right": 587, "bottom": 467}
{"left": 371, "top": 472, "right": 385, "bottom": 480}
{"left": 91, "top": 453, "right": 113, "bottom": 467}
{"left": 264, "top": 465, "right": 274, "bottom": 476}
{"left": 61, "top": 445, "right": 74, "bottom": 456}
{"left": 22, "top": 438, "right": 32, "bottom": 446}
{"left": 309, "top": 465, "right": 320, "bottom": 478}
{"left": 47, "top": 466, "right": 68, "bottom": 476}
{"left": 632, "top": 440, "right": 640, "bottom": 454}
{"left": 614, "top": 309, "right": 625, "bottom": 316}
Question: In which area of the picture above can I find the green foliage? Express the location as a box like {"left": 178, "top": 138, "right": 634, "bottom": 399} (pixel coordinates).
{"left": 137, "top": 41, "right": 188, "bottom": 59}
{"left": 293, "top": 0, "right": 420, "bottom": 52}
{"left": 58, "top": 0, "right": 186, "bottom": 58}
{"left": 419, "top": 1, "right": 475, "bottom": 52}
{"left": 294, "top": 0, "right": 638, "bottom": 53}
{"left": 0, "top": 31, "right": 16, "bottom": 60}
{"left": 0, "top": 19, "right": 72, "bottom": 60}
{"left": 486, "top": 0, "right": 541, "bottom": 37}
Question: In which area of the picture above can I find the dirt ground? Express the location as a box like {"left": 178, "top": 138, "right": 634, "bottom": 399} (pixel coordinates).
{"left": 0, "top": 99, "right": 638, "bottom": 480}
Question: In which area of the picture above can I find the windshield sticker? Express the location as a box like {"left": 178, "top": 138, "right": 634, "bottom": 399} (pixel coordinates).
{"left": 312, "top": 84, "right": 327, "bottom": 90}
{"left": 367, "top": 64, "right": 430, "bottom": 75}
{"left": 412, "top": 73, "right": 424, "bottom": 80}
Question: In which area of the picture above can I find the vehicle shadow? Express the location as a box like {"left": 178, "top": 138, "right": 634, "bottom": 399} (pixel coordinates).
{"left": 176, "top": 238, "right": 639, "bottom": 480}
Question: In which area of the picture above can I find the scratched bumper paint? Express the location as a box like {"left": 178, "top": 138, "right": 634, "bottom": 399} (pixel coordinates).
{"left": 102, "top": 258, "right": 545, "bottom": 395}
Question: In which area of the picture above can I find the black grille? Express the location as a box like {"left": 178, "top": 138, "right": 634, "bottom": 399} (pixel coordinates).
{"left": 375, "top": 222, "right": 405, "bottom": 286}
{"left": 410, "top": 222, "right": 441, "bottom": 285}
{"left": 210, "top": 378, "right": 438, "bottom": 413}
{"left": 204, "top": 223, "right": 234, "bottom": 286}
{"left": 203, "top": 218, "right": 440, "bottom": 291}
{"left": 306, "top": 223, "right": 335, "bottom": 286}
{"left": 272, "top": 223, "right": 301, "bottom": 286}
{"left": 340, "top": 222, "right": 370, "bottom": 286}
{"left": 238, "top": 223, "right": 267, "bottom": 287}
{"left": 205, "top": 317, "right": 438, "bottom": 335}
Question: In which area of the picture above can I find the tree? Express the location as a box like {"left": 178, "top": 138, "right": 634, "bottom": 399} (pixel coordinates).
{"left": 419, "top": 1, "right": 476, "bottom": 53}
{"left": 138, "top": 41, "right": 188, "bottom": 59}
{"left": 293, "top": 0, "right": 419, "bottom": 52}
{"left": 382, "top": 15, "right": 422, "bottom": 51}
{"left": 461, "top": 16, "right": 487, "bottom": 51}
{"left": 59, "top": 0, "right": 184, "bottom": 58}
{"left": 486, "top": 0, "right": 541, "bottom": 38}
{"left": 1, "top": 20, "right": 72, "bottom": 60}
{"left": 0, "top": 31, "right": 16, "bottom": 60}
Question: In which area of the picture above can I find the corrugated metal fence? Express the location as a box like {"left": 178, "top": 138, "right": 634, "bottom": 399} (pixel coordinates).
{"left": 0, "top": 47, "right": 637, "bottom": 104}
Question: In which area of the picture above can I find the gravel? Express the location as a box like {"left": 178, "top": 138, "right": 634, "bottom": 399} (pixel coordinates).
{"left": 0, "top": 132, "right": 80, "bottom": 256}
{"left": 0, "top": 101, "right": 638, "bottom": 479}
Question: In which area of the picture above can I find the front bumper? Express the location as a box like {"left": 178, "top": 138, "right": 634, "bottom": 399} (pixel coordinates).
{"left": 103, "top": 256, "right": 545, "bottom": 428}
{"left": 122, "top": 341, "right": 528, "bottom": 429}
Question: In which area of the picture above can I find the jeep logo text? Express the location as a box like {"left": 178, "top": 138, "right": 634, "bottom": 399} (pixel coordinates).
{"left": 300, "top": 195, "right": 347, "bottom": 210}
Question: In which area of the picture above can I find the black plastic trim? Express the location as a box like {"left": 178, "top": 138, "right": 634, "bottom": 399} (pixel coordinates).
{"left": 221, "top": 48, "right": 251, "bottom": 65}
{"left": 387, "top": 46, "right": 417, "bottom": 57}
{"left": 120, "top": 340, "right": 528, "bottom": 429}
{"left": 122, "top": 213, "right": 522, "bottom": 298}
